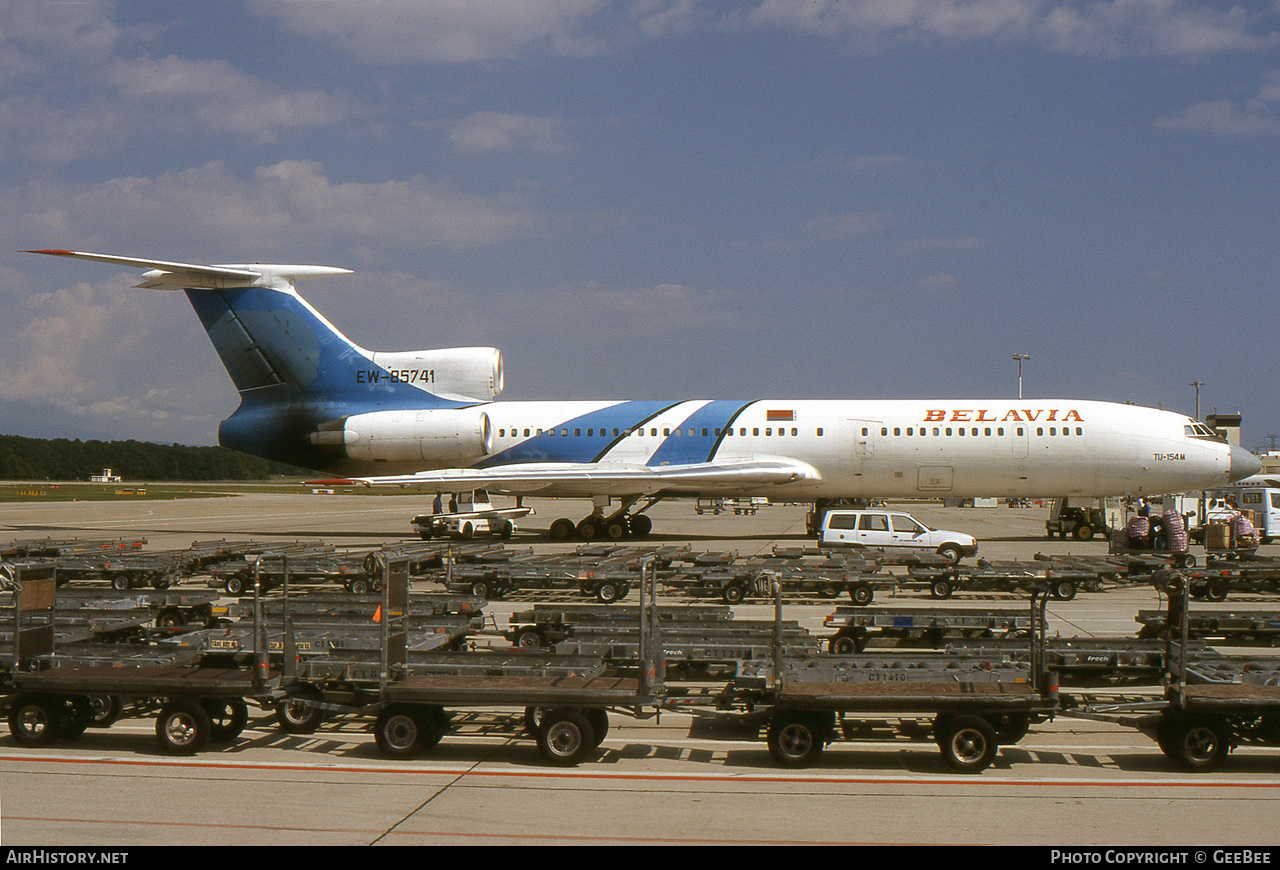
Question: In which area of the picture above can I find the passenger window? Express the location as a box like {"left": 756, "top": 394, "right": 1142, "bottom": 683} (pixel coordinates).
{"left": 816, "top": 428, "right": 823, "bottom": 436}
{"left": 828, "top": 514, "right": 856, "bottom": 530}
{"left": 891, "top": 515, "right": 924, "bottom": 533}
{"left": 859, "top": 514, "right": 889, "bottom": 531}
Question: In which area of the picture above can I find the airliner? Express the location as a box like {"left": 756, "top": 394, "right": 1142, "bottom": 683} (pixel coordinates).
{"left": 27, "top": 249, "right": 1260, "bottom": 540}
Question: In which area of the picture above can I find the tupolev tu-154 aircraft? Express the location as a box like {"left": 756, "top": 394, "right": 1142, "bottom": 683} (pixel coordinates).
{"left": 28, "top": 249, "right": 1260, "bottom": 540}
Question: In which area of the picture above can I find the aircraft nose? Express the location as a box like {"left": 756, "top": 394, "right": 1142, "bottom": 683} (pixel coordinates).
{"left": 1229, "top": 443, "right": 1262, "bottom": 482}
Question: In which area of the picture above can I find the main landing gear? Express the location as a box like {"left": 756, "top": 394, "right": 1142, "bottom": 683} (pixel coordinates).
{"left": 548, "top": 497, "right": 658, "bottom": 541}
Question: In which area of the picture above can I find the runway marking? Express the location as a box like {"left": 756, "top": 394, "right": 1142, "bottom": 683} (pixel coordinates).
{"left": 3, "top": 752, "right": 1280, "bottom": 789}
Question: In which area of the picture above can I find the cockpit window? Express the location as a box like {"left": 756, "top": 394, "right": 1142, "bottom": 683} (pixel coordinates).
{"left": 1185, "top": 423, "right": 1227, "bottom": 442}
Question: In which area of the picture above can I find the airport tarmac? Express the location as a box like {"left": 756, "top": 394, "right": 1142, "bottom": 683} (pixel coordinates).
{"left": 1, "top": 492, "right": 1278, "bottom": 847}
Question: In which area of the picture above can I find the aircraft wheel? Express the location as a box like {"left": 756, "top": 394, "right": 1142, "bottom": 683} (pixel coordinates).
{"left": 628, "top": 515, "right": 653, "bottom": 537}
{"left": 575, "top": 518, "right": 599, "bottom": 540}
{"left": 603, "top": 520, "right": 627, "bottom": 540}
{"left": 549, "top": 518, "right": 576, "bottom": 541}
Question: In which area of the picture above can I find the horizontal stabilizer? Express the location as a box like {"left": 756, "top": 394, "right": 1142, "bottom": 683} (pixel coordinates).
{"left": 25, "top": 249, "right": 351, "bottom": 291}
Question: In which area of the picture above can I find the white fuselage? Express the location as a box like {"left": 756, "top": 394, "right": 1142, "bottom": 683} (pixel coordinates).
{"left": 341, "top": 398, "right": 1241, "bottom": 499}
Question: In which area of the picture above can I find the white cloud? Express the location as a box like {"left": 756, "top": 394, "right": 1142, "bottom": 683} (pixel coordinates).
{"left": 103, "top": 56, "right": 355, "bottom": 143}
{"left": 801, "top": 210, "right": 895, "bottom": 240}
{"left": 444, "top": 111, "right": 575, "bottom": 156}
{"left": 2, "top": 160, "right": 551, "bottom": 253}
{"left": 742, "top": 0, "right": 1277, "bottom": 58}
{"left": 1156, "top": 71, "right": 1280, "bottom": 136}
{"left": 252, "top": 0, "right": 611, "bottom": 63}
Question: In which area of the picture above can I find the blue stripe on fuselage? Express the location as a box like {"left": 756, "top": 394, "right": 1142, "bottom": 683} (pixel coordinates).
{"left": 477, "top": 401, "right": 679, "bottom": 466}
{"left": 647, "top": 400, "right": 754, "bottom": 466}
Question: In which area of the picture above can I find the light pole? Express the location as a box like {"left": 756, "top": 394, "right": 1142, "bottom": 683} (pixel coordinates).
{"left": 1190, "top": 380, "right": 1203, "bottom": 420}
{"left": 1013, "top": 354, "right": 1030, "bottom": 400}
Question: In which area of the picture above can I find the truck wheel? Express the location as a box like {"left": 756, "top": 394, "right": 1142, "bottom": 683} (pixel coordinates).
{"left": 938, "top": 714, "right": 998, "bottom": 773}
{"left": 1074, "top": 524, "right": 1095, "bottom": 540}
{"left": 375, "top": 705, "right": 430, "bottom": 758}
{"left": 156, "top": 700, "right": 211, "bottom": 755}
{"left": 9, "top": 694, "right": 59, "bottom": 746}
{"left": 937, "top": 545, "right": 963, "bottom": 565}
{"left": 497, "top": 520, "right": 515, "bottom": 539}
{"left": 766, "top": 712, "right": 829, "bottom": 767}
{"left": 275, "top": 689, "right": 326, "bottom": 735}
{"left": 1158, "top": 714, "right": 1230, "bottom": 771}
{"left": 849, "top": 583, "right": 874, "bottom": 606}
{"left": 536, "top": 709, "right": 596, "bottom": 766}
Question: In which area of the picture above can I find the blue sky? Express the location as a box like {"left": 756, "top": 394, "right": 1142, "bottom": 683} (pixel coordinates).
{"left": 2, "top": 0, "right": 1278, "bottom": 451}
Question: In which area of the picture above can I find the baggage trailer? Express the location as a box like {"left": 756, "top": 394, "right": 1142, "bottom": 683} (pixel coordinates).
{"left": 682, "top": 583, "right": 1057, "bottom": 773}
{"left": 0, "top": 560, "right": 291, "bottom": 755}
{"left": 276, "top": 551, "right": 668, "bottom": 766}
{"left": 1066, "top": 571, "right": 1280, "bottom": 770}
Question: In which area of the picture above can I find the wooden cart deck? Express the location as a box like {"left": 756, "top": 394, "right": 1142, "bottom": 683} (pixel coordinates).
{"left": 381, "top": 674, "right": 648, "bottom": 706}
{"left": 776, "top": 679, "right": 1045, "bottom": 712}
{"left": 11, "top": 664, "right": 278, "bottom": 697}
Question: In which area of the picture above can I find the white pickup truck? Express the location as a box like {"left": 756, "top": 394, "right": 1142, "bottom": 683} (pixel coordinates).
{"left": 816, "top": 509, "right": 978, "bottom": 563}
{"left": 411, "top": 489, "right": 530, "bottom": 540}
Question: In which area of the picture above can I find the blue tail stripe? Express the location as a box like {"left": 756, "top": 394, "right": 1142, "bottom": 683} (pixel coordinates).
{"left": 186, "top": 288, "right": 463, "bottom": 411}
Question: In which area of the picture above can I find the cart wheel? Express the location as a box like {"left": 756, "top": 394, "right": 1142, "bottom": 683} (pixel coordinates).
{"left": 203, "top": 699, "right": 249, "bottom": 742}
{"left": 275, "top": 689, "right": 326, "bottom": 734}
{"left": 1204, "top": 582, "right": 1228, "bottom": 602}
{"left": 349, "top": 578, "right": 371, "bottom": 595}
{"left": 515, "top": 627, "right": 545, "bottom": 650}
{"left": 86, "top": 694, "right": 122, "bottom": 728}
{"left": 156, "top": 700, "right": 211, "bottom": 755}
{"left": 110, "top": 574, "right": 130, "bottom": 591}
{"left": 8, "top": 694, "right": 59, "bottom": 746}
{"left": 583, "top": 708, "right": 610, "bottom": 748}
{"left": 375, "top": 705, "right": 430, "bottom": 758}
{"left": 1051, "top": 580, "right": 1077, "bottom": 601}
{"left": 1157, "top": 714, "right": 1230, "bottom": 771}
{"left": 766, "top": 711, "right": 831, "bottom": 768}
{"left": 930, "top": 579, "right": 953, "bottom": 600}
{"left": 595, "top": 582, "right": 621, "bottom": 604}
{"left": 938, "top": 714, "right": 998, "bottom": 773}
{"left": 722, "top": 583, "right": 746, "bottom": 604}
{"left": 1074, "top": 524, "right": 1095, "bottom": 540}
{"left": 849, "top": 583, "right": 874, "bottom": 607}
{"left": 536, "top": 709, "right": 596, "bottom": 766}
{"left": 829, "top": 632, "right": 864, "bottom": 655}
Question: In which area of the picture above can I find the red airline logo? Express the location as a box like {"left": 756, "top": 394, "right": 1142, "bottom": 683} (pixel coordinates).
{"left": 923, "top": 409, "right": 1084, "bottom": 423}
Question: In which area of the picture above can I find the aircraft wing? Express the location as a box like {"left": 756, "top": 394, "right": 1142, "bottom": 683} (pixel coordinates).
{"left": 319, "top": 458, "right": 820, "bottom": 497}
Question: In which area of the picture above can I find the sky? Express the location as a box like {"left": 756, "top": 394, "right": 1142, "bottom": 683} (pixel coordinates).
{"left": 1, "top": 0, "right": 1278, "bottom": 451}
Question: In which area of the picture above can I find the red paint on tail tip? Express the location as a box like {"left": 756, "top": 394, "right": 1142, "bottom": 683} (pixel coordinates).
{"left": 24, "top": 249, "right": 76, "bottom": 255}
{"left": 305, "top": 478, "right": 356, "bottom": 486}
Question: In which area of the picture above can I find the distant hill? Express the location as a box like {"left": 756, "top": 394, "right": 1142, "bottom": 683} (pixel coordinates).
{"left": 0, "top": 434, "right": 308, "bottom": 481}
